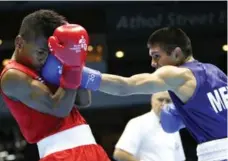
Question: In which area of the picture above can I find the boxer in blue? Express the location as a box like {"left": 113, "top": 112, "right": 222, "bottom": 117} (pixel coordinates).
{"left": 43, "top": 27, "right": 227, "bottom": 161}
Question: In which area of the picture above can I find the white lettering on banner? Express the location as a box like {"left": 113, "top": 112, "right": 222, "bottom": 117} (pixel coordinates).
{"left": 116, "top": 11, "right": 226, "bottom": 30}
{"left": 207, "top": 86, "right": 228, "bottom": 113}
{"left": 167, "top": 12, "right": 214, "bottom": 26}
{"left": 116, "top": 14, "right": 163, "bottom": 29}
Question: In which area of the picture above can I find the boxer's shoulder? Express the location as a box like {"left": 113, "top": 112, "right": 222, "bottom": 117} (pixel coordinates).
{"left": 1, "top": 68, "right": 31, "bottom": 84}
{"left": 156, "top": 65, "right": 195, "bottom": 87}
{"left": 1, "top": 69, "right": 32, "bottom": 97}
{"left": 158, "top": 65, "right": 192, "bottom": 77}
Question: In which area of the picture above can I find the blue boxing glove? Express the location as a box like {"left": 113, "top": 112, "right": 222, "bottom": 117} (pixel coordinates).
{"left": 80, "top": 67, "right": 102, "bottom": 91}
{"left": 160, "top": 104, "right": 185, "bottom": 133}
{"left": 41, "top": 56, "right": 102, "bottom": 91}
{"left": 41, "top": 54, "right": 62, "bottom": 85}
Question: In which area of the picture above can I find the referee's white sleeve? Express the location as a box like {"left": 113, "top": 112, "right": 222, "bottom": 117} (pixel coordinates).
{"left": 175, "top": 132, "right": 186, "bottom": 161}
{"left": 115, "top": 119, "right": 142, "bottom": 156}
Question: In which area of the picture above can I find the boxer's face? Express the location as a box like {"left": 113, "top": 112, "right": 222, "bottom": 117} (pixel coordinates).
{"left": 148, "top": 44, "right": 183, "bottom": 69}
{"left": 15, "top": 35, "right": 48, "bottom": 70}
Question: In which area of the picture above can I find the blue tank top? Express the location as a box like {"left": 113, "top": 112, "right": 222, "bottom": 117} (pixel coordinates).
{"left": 168, "top": 60, "right": 227, "bottom": 143}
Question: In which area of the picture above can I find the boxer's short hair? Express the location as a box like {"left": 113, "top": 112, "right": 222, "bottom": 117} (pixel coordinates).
{"left": 147, "top": 27, "right": 192, "bottom": 57}
{"left": 19, "top": 9, "right": 67, "bottom": 42}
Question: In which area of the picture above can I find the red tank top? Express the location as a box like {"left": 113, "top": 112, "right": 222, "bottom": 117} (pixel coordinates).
{"left": 0, "top": 61, "right": 87, "bottom": 144}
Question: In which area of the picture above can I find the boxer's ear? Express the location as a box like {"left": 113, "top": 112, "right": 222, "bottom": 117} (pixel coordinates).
{"left": 15, "top": 35, "right": 25, "bottom": 50}
{"left": 171, "top": 47, "right": 182, "bottom": 62}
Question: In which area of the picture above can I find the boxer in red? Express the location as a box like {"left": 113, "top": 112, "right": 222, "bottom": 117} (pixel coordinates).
{"left": 0, "top": 10, "right": 110, "bottom": 161}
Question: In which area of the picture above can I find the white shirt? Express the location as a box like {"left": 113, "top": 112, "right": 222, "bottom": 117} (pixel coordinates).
{"left": 115, "top": 111, "right": 186, "bottom": 161}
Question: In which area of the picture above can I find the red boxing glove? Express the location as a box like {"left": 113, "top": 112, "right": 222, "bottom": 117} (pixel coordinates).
{"left": 48, "top": 24, "right": 89, "bottom": 89}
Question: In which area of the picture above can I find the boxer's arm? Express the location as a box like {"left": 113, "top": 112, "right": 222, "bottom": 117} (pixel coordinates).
{"left": 100, "top": 66, "right": 192, "bottom": 96}
{"left": 74, "top": 88, "right": 91, "bottom": 107}
{"left": 1, "top": 69, "right": 77, "bottom": 118}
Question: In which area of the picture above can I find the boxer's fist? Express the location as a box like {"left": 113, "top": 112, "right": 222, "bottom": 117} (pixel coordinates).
{"left": 48, "top": 24, "right": 89, "bottom": 66}
{"left": 48, "top": 24, "right": 89, "bottom": 89}
{"left": 160, "top": 104, "right": 185, "bottom": 133}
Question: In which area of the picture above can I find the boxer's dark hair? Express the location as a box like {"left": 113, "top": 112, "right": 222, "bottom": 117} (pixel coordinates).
{"left": 19, "top": 9, "right": 67, "bottom": 42}
{"left": 147, "top": 27, "right": 193, "bottom": 57}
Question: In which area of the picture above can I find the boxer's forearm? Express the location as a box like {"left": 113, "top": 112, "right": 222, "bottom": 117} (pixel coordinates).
{"left": 74, "top": 88, "right": 91, "bottom": 107}
{"left": 99, "top": 74, "right": 131, "bottom": 96}
{"left": 81, "top": 67, "right": 162, "bottom": 95}
{"left": 99, "top": 73, "right": 159, "bottom": 96}
{"left": 83, "top": 66, "right": 188, "bottom": 96}
{"left": 50, "top": 88, "right": 78, "bottom": 116}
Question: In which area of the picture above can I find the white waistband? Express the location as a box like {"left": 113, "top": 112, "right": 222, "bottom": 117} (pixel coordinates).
{"left": 197, "top": 137, "right": 228, "bottom": 161}
{"left": 37, "top": 124, "right": 97, "bottom": 158}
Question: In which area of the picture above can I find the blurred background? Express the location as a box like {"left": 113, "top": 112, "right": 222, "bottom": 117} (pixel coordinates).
{"left": 0, "top": 1, "right": 226, "bottom": 161}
